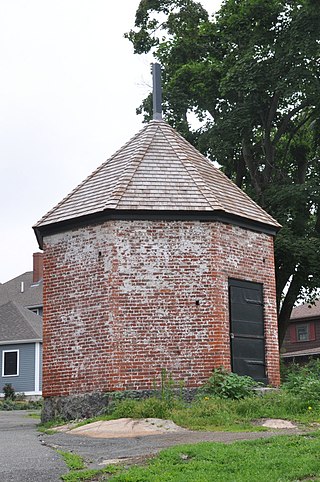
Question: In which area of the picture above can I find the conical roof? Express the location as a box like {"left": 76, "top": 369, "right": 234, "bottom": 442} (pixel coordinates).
{"left": 35, "top": 120, "right": 280, "bottom": 234}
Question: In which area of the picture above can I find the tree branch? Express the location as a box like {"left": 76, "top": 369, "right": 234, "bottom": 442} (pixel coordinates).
{"left": 278, "top": 272, "right": 303, "bottom": 347}
{"left": 241, "top": 134, "right": 262, "bottom": 196}
{"left": 266, "top": 92, "right": 280, "bottom": 137}
{"left": 272, "top": 101, "right": 311, "bottom": 145}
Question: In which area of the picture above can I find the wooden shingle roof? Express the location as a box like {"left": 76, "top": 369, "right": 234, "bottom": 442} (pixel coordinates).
{"left": 35, "top": 120, "right": 280, "bottom": 234}
{"left": 291, "top": 300, "right": 320, "bottom": 320}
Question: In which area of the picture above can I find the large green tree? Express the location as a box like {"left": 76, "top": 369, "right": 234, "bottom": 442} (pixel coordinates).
{"left": 126, "top": 0, "right": 320, "bottom": 346}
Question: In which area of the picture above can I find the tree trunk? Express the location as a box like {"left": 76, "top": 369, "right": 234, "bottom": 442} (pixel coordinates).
{"left": 277, "top": 274, "right": 302, "bottom": 347}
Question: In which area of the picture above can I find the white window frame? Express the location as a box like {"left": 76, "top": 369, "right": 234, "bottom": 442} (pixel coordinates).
{"left": 2, "top": 350, "right": 19, "bottom": 377}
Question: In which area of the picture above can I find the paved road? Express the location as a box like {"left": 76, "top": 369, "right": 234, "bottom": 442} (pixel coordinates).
{"left": 0, "top": 411, "right": 66, "bottom": 482}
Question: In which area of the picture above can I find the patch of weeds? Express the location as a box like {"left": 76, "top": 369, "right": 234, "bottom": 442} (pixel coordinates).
{"left": 27, "top": 412, "right": 41, "bottom": 419}
{"left": 159, "top": 368, "right": 176, "bottom": 406}
{"left": 107, "top": 432, "right": 320, "bottom": 481}
{"left": 234, "top": 389, "right": 320, "bottom": 423}
{"left": 58, "top": 451, "right": 86, "bottom": 470}
{"left": 170, "top": 396, "right": 259, "bottom": 432}
{"left": 111, "top": 396, "right": 177, "bottom": 420}
{"left": 3, "top": 383, "right": 16, "bottom": 400}
{"left": 61, "top": 465, "right": 120, "bottom": 481}
{"left": 0, "top": 398, "right": 43, "bottom": 411}
{"left": 200, "top": 367, "right": 261, "bottom": 400}
{"left": 37, "top": 418, "right": 66, "bottom": 434}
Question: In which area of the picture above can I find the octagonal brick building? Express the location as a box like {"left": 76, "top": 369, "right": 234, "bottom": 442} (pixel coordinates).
{"left": 34, "top": 119, "right": 281, "bottom": 420}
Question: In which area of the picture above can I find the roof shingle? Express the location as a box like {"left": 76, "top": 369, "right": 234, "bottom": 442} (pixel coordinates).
{"left": 35, "top": 120, "right": 280, "bottom": 230}
{"left": 0, "top": 301, "right": 42, "bottom": 343}
{"left": 291, "top": 300, "right": 320, "bottom": 320}
{"left": 0, "top": 272, "right": 42, "bottom": 309}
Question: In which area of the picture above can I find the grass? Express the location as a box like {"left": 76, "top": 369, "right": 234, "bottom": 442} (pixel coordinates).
{"left": 44, "top": 364, "right": 320, "bottom": 480}
{"left": 106, "top": 432, "right": 320, "bottom": 481}
{"left": 57, "top": 450, "right": 119, "bottom": 482}
{"left": 57, "top": 451, "right": 86, "bottom": 471}
{"left": 37, "top": 417, "right": 68, "bottom": 434}
{"left": 38, "top": 390, "right": 320, "bottom": 435}
{"left": 171, "top": 390, "right": 320, "bottom": 431}
{"left": 83, "top": 391, "right": 320, "bottom": 433}
{"left": 57, "top": 432, "right": 320, "bottom": 481}
{"left": 61, "top": 466, "right": 120, "bottom": 482}
{"left": 56, "top": 449, "right": 120, "bottom": 482}
{"left": 27, "top": 412, "right": 41, "bottom": 419}
{"left": 0, "top": 399, "right": 43, "bottom": 411}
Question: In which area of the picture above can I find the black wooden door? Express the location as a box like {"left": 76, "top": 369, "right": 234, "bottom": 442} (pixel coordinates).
{"left": 229, "top": 279, "right": 267, "bottom": 384}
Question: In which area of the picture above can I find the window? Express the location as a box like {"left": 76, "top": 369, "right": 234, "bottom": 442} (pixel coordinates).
{"left": 289, "top": 322, "right": 316, "bottom": 343}
{"left": 2, "top": 350, "right": 19, "bottom": 377}
{"left": 28, "top": 306, "right": 43, "bottom": 316}
{"left": 296, "top": 324, "right": 309, "bottom": 342}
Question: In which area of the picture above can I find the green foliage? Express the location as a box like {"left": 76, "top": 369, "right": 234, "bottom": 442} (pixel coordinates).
{"left": 172, "top": 390, "right": 319, "bottom": 431}
{"left": 15, "top": 392, "right": 26, "bottom": 401}
{"left": 3, "top": 383, "right": 16, "bottom": 400}
{"left": 201, "top": 367, "right": 259, "bottom": 400}
{"left": 57, "top": 451, "right": 86, "bottom": 471}
{"left": 61, "top": 465, "right": 119, "bottom": 482}
{"left": 126, "top": 0, "right": 320, "bottom": 345}
{"left": 106, "top": 369, "right": 185, "bottom": 419}
{"left": 282, "top": 358, "right": 320, "bottom": 404}
{"left": 159, "top": 368, "right": 177, "bottom": 406}
{"left": 0, "top": 398, "right": 42, "bottom": 411}
{"left": 109, "top": 433, "right": 320, "bottom": 481}
{"left": 0, "top": 399, "right": 15, "bottom": 411}
{"left": 111, "top": 397, "right": 175, "bottom": 420}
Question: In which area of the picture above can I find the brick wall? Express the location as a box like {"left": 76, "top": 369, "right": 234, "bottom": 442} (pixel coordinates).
{"left": 42, "top": 219, "right": 280, "bottom": 398}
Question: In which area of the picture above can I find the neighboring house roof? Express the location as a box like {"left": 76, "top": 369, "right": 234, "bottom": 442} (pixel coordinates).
{"left": 0, "top": 271, "right": 43, "bottom": 309}
{"left": 281, "top": 346, "right": 320, "bottom": 359}
{"left": 290, "top": 300, "right": 320, "bottom": 321}
{"left": 34, "top": 119, "right": 280, "bottom": 233}
{"left": 0, "top": 301, "right": 42, "bottom": 343}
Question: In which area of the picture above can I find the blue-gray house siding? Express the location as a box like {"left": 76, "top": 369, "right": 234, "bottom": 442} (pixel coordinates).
{"left": 39, "top": 343, "right": 42, "bottom": 391}
{"left": 0, "top": 342, "right": 42, "bottom": 395}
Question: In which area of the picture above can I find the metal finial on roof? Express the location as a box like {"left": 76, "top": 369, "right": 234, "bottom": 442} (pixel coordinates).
{"left": 152, "top": 63, "right": 162, "bottom": 120}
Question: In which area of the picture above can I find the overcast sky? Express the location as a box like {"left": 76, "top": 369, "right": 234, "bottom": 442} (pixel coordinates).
{"left": 0, "top": 0, "right": 222, "bottom": 282}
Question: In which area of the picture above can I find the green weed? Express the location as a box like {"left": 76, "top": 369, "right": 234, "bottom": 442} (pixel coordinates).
{"left": 61, "top": 465, "right": 120, "bottom": 481}
{"left": 57, "top": 451, "right": 86, "bottom": 471}
{"left": 201, "top": 367, "right": 260, "bottom": 400}
{"left": 108, "top": 433, "right": 320, "bottom": 481}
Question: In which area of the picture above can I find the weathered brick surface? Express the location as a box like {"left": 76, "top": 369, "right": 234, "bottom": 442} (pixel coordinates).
{"left": 42, "top": 220, "right": 280, "bottom": 399}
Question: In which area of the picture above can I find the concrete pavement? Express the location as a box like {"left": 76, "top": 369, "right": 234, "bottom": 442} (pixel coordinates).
{"left": 0, "top": 410, "right": 66, "bottom": 482}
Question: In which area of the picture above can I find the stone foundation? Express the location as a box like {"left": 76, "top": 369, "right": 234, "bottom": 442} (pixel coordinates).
{"left": 41, "top": 388, "right": 199, "bottom": 422}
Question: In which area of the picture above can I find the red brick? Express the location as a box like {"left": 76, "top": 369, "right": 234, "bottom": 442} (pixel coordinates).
{"left": 42, "top": 219, "right": 280, "bottom": 398}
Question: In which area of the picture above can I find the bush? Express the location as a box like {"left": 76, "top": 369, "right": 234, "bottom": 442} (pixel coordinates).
{"left": 111, "top": 397, "right": 173, "bottom": 420}
{"left": 282, "top": 358, "right": 320, "bottom": 404}
{"left": 1, "top": 399, "right": 15, "bottom": 411}
{"left": 3, "top": 383, "right": 16, "bottom": 401}
{"left": 201, "top": 368, "right": 259, "bottom": 400}
{"left": 15, "top": 392, "right": 26, "bottom": 401}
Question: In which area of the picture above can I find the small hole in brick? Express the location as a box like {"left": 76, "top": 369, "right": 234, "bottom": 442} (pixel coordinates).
{"left": 98, "top": 251, "right": 102, "bottom": 258}
{"left": 263, "top": 258, "right": 266, "bottom": 263}
{"left": 195, "top": 300, "right": 200, "bottom": 306}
